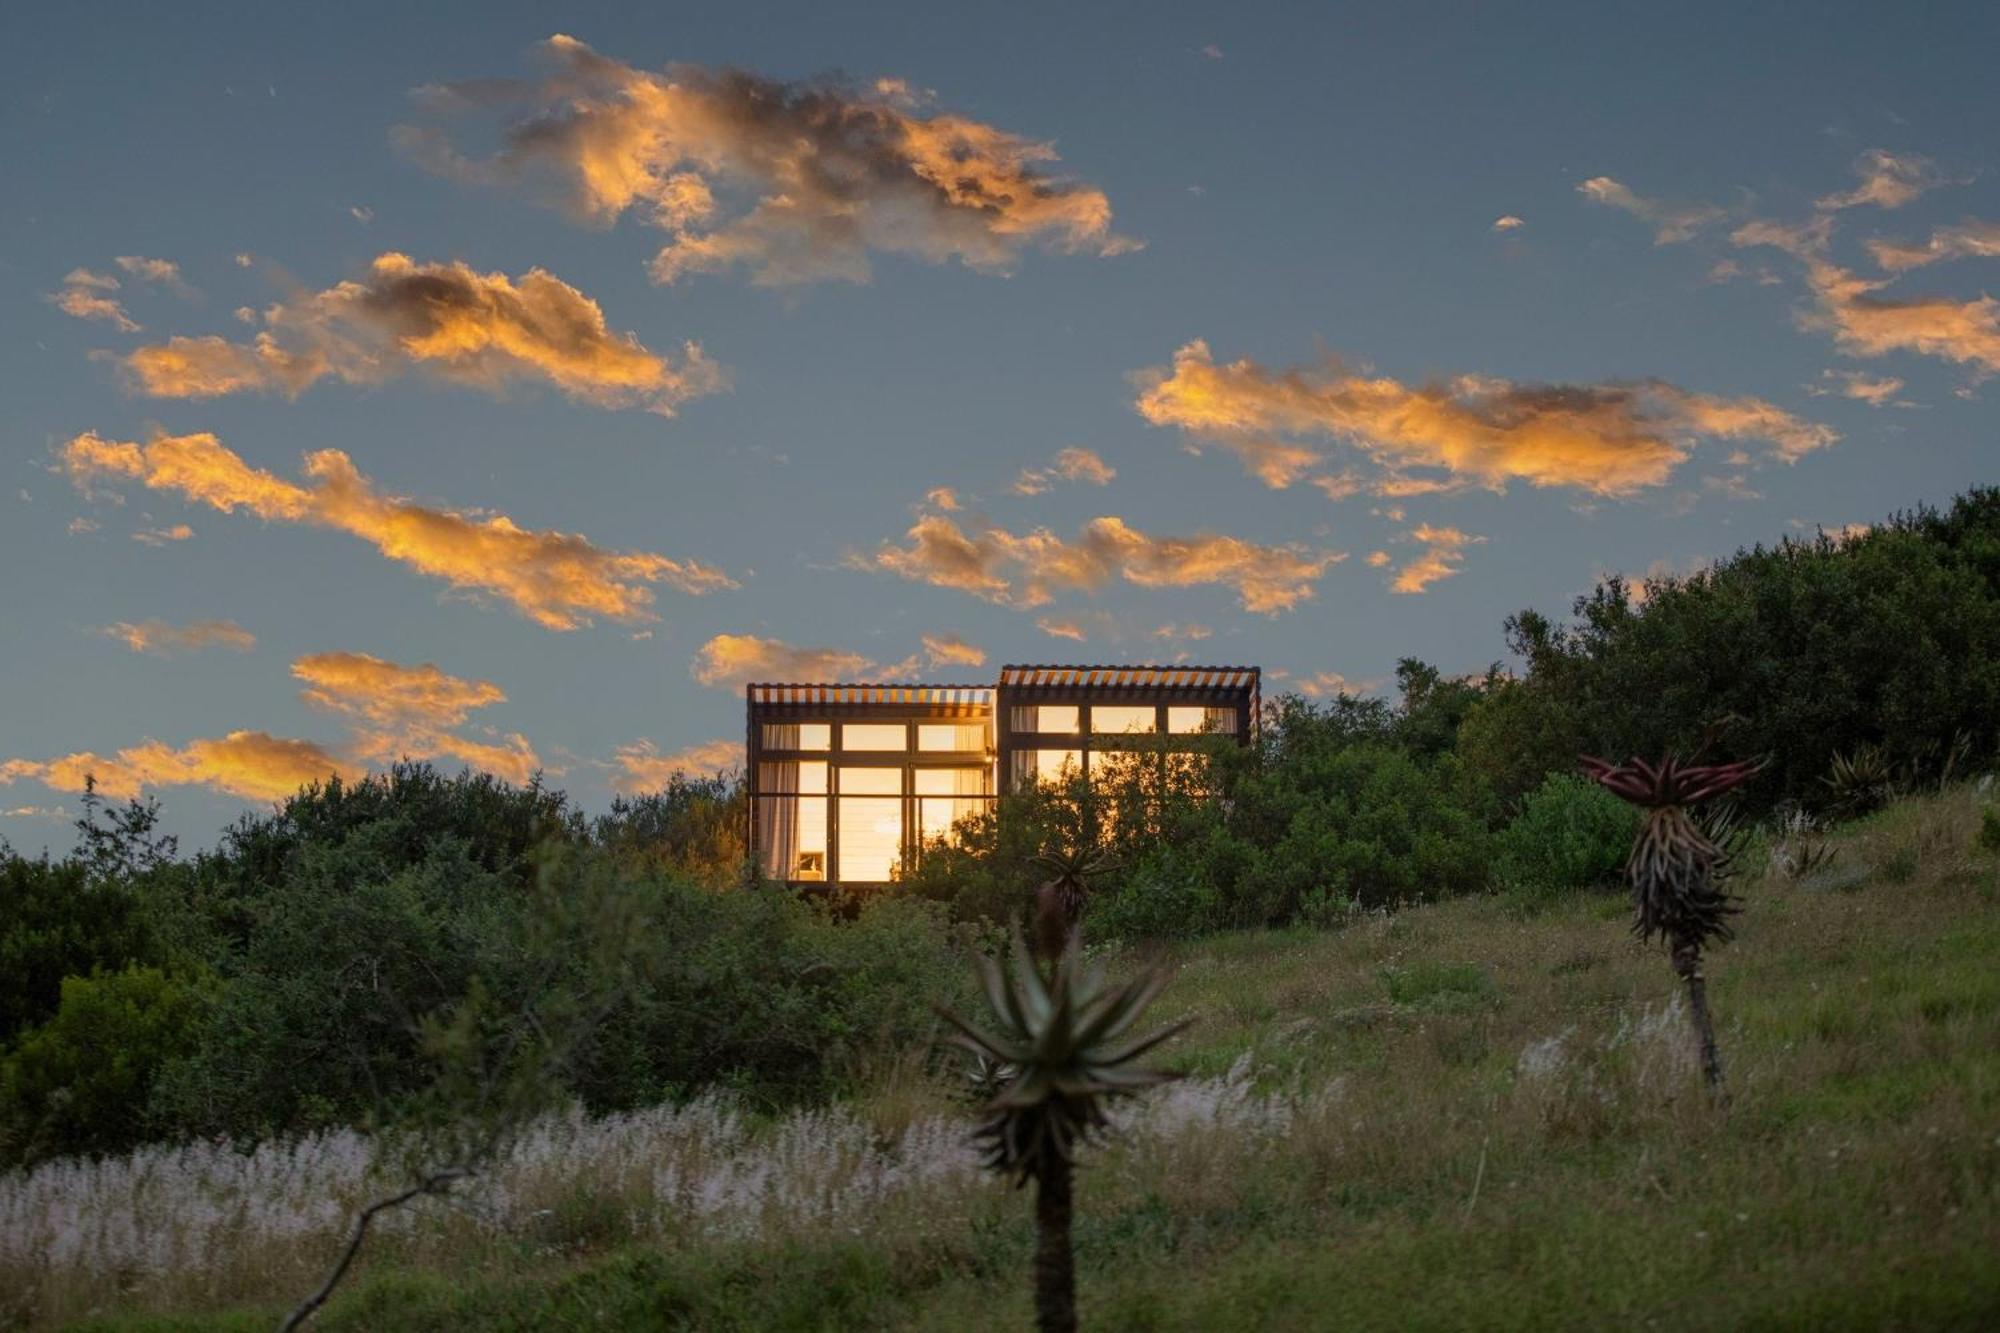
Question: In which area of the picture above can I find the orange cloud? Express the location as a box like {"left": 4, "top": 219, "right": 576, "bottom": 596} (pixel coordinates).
{"left": 1785, "top": 260, "right": 2000, "bottom": 375}
{"left": 1151, "top": 622, "right": 1212, "bottom": 641}
{"left": 1810, "top": 369, "right": 1907, "bottom": 407}
{"left": 692, "top": 635, "right": 876, "bottom": 688}
{"left": 1389, "top": 524, "right": 1485, "bottom": 594}
{"left": 855, "top": 501, "right": 1343, "bottom": 614}
{"left": 1815, "top": 149, "right": 1947, "bottom": 212}
{"left": 292, "top": 651, "right": 540, "bottom": 785}
{"left": 102, "top": 618, "right": 256, "bottom": 656}
{"left": 919, "top": 632, "right": 986, "bottom": 668}
{"left": 115, "top": 255, "right": 196, "bottom": 296}
{"left": 1867, "top": 219, "right": 2000, "bottom": 272}
{"left": 132, "top": 523, "right": 196, "bottom": 546}
{"left": 60, "top": 430, "right": 733, "bottom": 629}
{"left": 123, "top": 252, "right": 723, "bottom": 414}
{"left": 0, "top": 732, "right": 357, "bottom": 803}
{"left": 610, "top": 738, "right": 744, "bottom": 793}
{"left": 1135, "top": 339, "right": 1834, "bottom": 496}
{"left": 48, "top": 268, "right": 140, "bottom": 332}
{"left": 1013, "top": 447, "right": 1116, "bottom": 495}
{"left": 1036, "top": 617, "right": 1087, "bottom": 641}
{"left": 397, "top": 35, "right": 1134, "bottom": 287}
{"left": 1577, "top": 176, "right": 1722, "bottom": 243}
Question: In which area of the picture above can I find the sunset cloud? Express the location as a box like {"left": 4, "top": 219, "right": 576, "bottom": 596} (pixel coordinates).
{"left": 1134, "top": 339, "right": 1835, "bottom": 497}
{"left": 692, "top": 634, "right": 876, "bottom": 688}
{"left": 1770, "top": 259, "right": 2000, "bottom": 376}
{"left": 1810, "top": 369, "right": 1907, "bottom": 407}
{"left": 1576, "top": 176, "right": 1722, "bottom": 243}
{"left": 1012, "top": 447, "right": 1117, "bottom": 495}
{"left": 855, "top": 500, "right": 1344, "bottom": 613}
{"left": 60, "top": 430, "right": 735, "bottom": 628}
{"left": 115, "top": 255, "right": 195, "bottom": 296}
{"left": 48, "top": 268, "right": 139, "bottom": 332}
{"left": 131, "top": 523, "right": 195, "bottom": 546}
{"left": 292, "top": 650, "right": 539, "bottom": 784}
{"left": 1491, "top": 215, "right": 1524, "bottom": 232}
{"left": 0, "top": 732, "right": 357, "bottom": 803}
{"left": 123, "top": 252, "right": 722, "bottom": 414}
{"left": 397, "top": 34, "right": 1134, "bottom": 287}
{"left": 1815, "top": 149, "right": 1947, "bottom": 212}
{"left": 1036, "top": 617, "right": 1086, "bottom": 641}
{"left": 610, "top": 738, "right": 743, "bottom": 792}
{"left": 1867, "top": 219, "right": 2000, "bottom": 272}
{"left": 919, "top": 631, "right": 986, "bottom": 668}
{"left": 102, "top": 618, "right": 256, "bottom": 656}
{"left": 1389, "top": 524, "right": 1485, "bottom": 594}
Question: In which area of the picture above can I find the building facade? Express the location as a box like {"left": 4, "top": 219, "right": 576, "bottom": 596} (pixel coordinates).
{"left": 746, "top": 664, "right": 1259, "bottom": 888}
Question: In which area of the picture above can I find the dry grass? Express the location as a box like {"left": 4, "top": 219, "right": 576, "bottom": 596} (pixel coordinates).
{"left": 5, "top": 784, "right": 1998, "bottom": 1330}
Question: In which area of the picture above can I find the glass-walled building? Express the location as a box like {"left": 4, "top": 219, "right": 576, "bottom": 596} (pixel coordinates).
{"left": 746, "top": 665, "right": 1259, "bottom": 889}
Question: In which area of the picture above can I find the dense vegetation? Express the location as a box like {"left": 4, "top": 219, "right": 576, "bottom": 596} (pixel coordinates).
{"left": 2, "top": 486, "right": 1997, "bottom": 1173}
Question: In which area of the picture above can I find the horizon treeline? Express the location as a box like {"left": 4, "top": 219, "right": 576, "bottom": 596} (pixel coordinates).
{"left": 3, "top": 484, "right": 1997, "bottom": 1168}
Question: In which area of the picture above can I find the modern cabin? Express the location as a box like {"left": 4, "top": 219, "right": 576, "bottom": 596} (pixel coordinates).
{"left": 746, "top": 664, "right": 1259, "bottom": 889}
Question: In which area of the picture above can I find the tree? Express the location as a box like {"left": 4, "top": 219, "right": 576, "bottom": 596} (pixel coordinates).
{"left": 1582, "top": 753, "right": 1761, "bottom": 1099}
{"left": 938, "top": 932, "right": 1186, "bottom": 1332}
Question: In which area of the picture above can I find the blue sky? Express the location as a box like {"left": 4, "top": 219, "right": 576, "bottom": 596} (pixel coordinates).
{"left": 4, "top": 0, "right": 1997, "bottom": 849}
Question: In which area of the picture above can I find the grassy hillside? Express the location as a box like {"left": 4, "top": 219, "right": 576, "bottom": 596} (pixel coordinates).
{"left": 11, "top": 785, "right": 1999, "bottom": 1331}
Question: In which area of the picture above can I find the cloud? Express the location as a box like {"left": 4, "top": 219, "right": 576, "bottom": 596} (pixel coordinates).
{"left": 692, "top": 634, "right": 876, "bottom": 688}
{"left": 1012, "top": 446, "right": 1117, "bottom": 495}
{"left": 1576, "top": 176, "right": 1722, "bottom": 243}
{"left": 1389, "top": 524, "right": 1485, "bottom": 594}
{"left": 1035, "top": 617, "right": 1086, "bottom": 641}
{"left": 60, "top": 430, "right": 734, "bottom": 629}
{"left": 1151, "top": 622, "right": 1212, "bottom": 641}
{"left": 1815, "top": 149, "right": 1947, "bottom": 212}
{"left": 48, "top": 268, "right": 140, "bottom": 332}
{"left": 854, "top": 500, "right": 1343, "bottom": 614}
{"left": 396, "top": 35, "right": 1135, "bottom": 287}
{"left": 1134, "top": 339, "right": 1835, "bottom": 496}
{"left": 609, "top": 738, "right": 743, "bottom": 792}
{"left": 1491, "top": 215, "right": 1525, "bottom": 232}
{"left": 919, "top": 631, "right": 986, "bottom": 668}
{"left": 122, "top": 252, "right": 723, "bottom": 415}
{"left": 291, "top": 650, "right": 539, "bottom": 784}
{"left": 0, "top": 732, "right": 358, "bottom": 803}
{"left": 1867, "top": 219, "right": 2000, "bottom": 272}
{"left": 1783, "top": 259, "right": 2000, "bottom": 375}
{"left": 2, "top": 805, "right": 69, "bottom": 821}
{"left": 1809, "top": 369, "right": 1907, "bottom": 406}
{"left": 131, "top": 522, "right": 195, "bottom": 546}
{"left": 1365, "top": 550, "right": 1391, "bottom": 567}
{"left": 102, "top": 618, "right": 256, "bottom": 656}
{"left": 1294, "top": 671, "right": 1368, "bottom": 698}
{"left": 115, "top": 255, "right": 196, "bottom": 296}
{"left": 924, "top": 486, "right": 961, "bottom": 512}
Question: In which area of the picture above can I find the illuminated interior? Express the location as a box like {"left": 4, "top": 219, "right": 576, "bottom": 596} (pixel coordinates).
{"left": 747, "top": 668, "right": 1257, "bottom": 886}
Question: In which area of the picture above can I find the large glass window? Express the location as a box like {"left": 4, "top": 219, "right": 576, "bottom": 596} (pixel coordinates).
{"left": 916, "top": 767, "right": 989, "bottom": 844}
{"left": 1011, "top": 749, "right": 1082, "bottom": 788}
{"left": 1091, "top": 705, "right": 1157, "bottom": 734}
{"left": 1168, "top": 706, "right": 1237, "bottom": 735}
{"left": 756, "top": 760, "right": 827, "bottom": 881}
{"left": 918, "top": 721, "right": 987, "bottom": 752}
{"left": 761, "top": 722, "right": 830, "bottom": 750}
{"left": 842, "top": 723, "right": 907, "bottom": 751}
{"left": 1010, "top": 705, "right": 1078, "bottom": 734}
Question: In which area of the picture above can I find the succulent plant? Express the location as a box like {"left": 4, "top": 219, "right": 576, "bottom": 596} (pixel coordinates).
{"left": 1581, "top": 752, "right": 1764, "bottom": 1100}
{"left": 1030, "top": 847, "right": 1118, "bottom": 964}
{"left": 937, "top": 928, "right": 1185, "bottom": 1332}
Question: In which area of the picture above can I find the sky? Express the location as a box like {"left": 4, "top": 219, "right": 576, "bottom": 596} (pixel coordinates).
{"left": 4, "top": 0, "right": 1997, "bottom": 850}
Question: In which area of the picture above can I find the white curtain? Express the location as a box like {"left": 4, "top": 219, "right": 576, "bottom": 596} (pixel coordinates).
{"left": 757, "top": 761, "right": 799, "bottom": 879}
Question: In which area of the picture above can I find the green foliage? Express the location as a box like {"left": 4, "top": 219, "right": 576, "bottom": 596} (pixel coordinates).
{"left": 1979, "top": 807, "right": 2000, "bottom": 854}
{"left": 592, "top": 775, "right": 746, "bottom": 888}
{"left": 0, "top": 965, "right": 210, "bottom": 1161}
{"left": 1493, "top": 772, "right": 1641, "bottom": 904}
{"left": 0, "top": 851, "right": 153, "bottom": 1041}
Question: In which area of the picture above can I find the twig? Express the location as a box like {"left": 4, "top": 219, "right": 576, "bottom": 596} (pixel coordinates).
{"left": 1462, "top": 1135, "right": 1489, "bottom": 1220}
{"left": 277, "top": 1165, "right": 471, "bottom": 1331}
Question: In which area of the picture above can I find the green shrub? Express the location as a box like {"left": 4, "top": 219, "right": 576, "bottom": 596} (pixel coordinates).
{"left": 1086, "top": 853, "right": 1225, "bottom": 942}
{"left": 0, "top": 965, "right": 210, "bottom": 1164}
{"left": 1978, "top": 807, "right": 2000, "bottom": 853}
{"left": 1493, "top": 772, "right": 1640, "bottom": 904}
{"left": 0, "top": 851, "right": 154, "bottom": 1041}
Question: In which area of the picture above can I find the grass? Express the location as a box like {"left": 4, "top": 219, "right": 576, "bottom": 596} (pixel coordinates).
{"left": 7, "top": 784, "right": 1999, "bottom": 1330}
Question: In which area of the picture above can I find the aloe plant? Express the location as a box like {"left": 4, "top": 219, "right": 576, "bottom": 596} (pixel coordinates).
{"left": 939, "top": 930, "right": 1185, "bottom": 1332}
{"left": 1581, "top": 753, "right": 1763, "bottom": 1099}
{"left": 1030, "top": 847, "right": 1118, "bottom": 963}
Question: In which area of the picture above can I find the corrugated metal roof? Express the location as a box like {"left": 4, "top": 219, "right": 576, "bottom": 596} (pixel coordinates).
{"left": 745, "top": 683, "right": 994, "bottom": 707}
{"left": 995, "top": 664, "right": 1259, "bottom": 692}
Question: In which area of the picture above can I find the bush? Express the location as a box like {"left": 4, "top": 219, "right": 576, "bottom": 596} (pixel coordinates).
{"left": 1086, "top": 851, "right": 1226, "bottom": 942}
{"left": 0, "top": 851, "right": 153, "bottom": 1041}
{"left": 1493, "top": 772, "right": 1640, "bottom": 904}
{"left": 0, "top": 965, "right": 210, "bottom": 1163}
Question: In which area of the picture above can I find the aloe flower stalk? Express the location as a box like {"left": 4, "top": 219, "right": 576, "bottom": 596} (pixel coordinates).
{"left": 938, "top": 929, "right": 1185, "bottom": 1333}
{"left": 1581, "top": 753, "right": 1763, "bottom": 1099}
